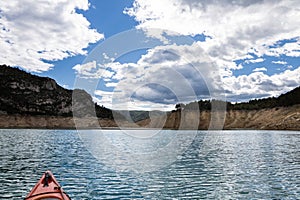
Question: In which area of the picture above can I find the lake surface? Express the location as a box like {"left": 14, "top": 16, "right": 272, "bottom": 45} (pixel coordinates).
{"left": 0, "top": 129, "right": 299, "bottom": 199}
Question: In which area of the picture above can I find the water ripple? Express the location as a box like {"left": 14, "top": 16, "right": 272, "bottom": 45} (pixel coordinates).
{"left": 0, "top": 129, "right": 299, "bottom": 199}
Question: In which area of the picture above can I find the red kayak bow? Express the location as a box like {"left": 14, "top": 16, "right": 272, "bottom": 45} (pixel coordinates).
{"left": 25, "top": 171, "right": 70, "bottom": 200}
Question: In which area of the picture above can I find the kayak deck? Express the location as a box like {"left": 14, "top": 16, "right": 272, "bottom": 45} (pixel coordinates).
{"left": 25, "top": 171, "right": 70, "bottom": 200}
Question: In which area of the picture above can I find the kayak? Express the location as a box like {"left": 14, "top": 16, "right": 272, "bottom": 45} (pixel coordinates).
{"left": 25, "top": 170, "right": 71, "bottom": 200}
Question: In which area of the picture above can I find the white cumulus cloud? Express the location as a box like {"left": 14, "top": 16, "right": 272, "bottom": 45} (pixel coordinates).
{"left": 120, "top": 0, "right": 300, "bottom": 106}
{"left": 223, "top": 67, "right": 300, "bottom": 102}
{"left": 253, "top": 67, "right": 267, "bottom": 72}
{"left": 125, "top": 0, "right": 300, "bottom": 69}
{"left": 0, "top": 0, "right": 103, "bottom": 72}
{"left": 272, "top": 60, "right": 288, "bottom": 65}
{"left": 70, "top": 1, "right": 300, "bottom": 109}
{"left": 75, "top": 43, "right": 226, "bottom": 110}
{"left": 245, "top": 58, "right": 264, "bottom": 64}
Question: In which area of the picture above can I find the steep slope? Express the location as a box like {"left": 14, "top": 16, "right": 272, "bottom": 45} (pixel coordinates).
{"left": 0, "top": 65, "right": 112, "bottom": 118}
{"left": 138, "top": 87, "right": 300, "bottom": 130}
{"left": 138, "top": 105, "right": 300, "bottom": 130}
{"left": 1, "top": 64, "right": 299, "bottom": 130}
{"left": 1, "top": 65, "right": 71, "bottom": 116}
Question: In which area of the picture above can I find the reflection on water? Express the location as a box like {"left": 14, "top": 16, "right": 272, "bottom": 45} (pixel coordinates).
{"left": 78, "top": 129, "right": 198, "bottom": 173}
{"left": 0, "top": 129, "right": 299, "bottom": 199}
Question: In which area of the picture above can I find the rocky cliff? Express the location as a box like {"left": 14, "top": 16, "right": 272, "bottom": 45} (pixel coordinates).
{"left": 137, "top": 105, "right": 300, "bottom": 130}
{"left": 137, "top": 87, "right": 300, "bottom": 130}
{"left": 0, "top": 64, "right": 299, "bottom": 130}
{"left": 0, "top": 64, "right": 113, "bottom": 119}
{"left": 0, "top": 65, "right": 71, "bottom": 116}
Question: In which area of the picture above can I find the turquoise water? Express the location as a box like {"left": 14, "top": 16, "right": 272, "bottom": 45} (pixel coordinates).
{"left": 0, "top": 129, "right": 299, "bottom": 199}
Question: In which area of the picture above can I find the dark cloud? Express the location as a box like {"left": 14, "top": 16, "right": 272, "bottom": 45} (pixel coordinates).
{"left": 142, "top": 49, "right": 181, "bottom": 64}
{"left": 131, "top": 83, "right": 178, "bottom": 104}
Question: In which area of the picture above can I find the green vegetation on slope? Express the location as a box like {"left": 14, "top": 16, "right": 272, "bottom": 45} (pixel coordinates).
{"left": 0, "top": 65, "right": 113, "bottom": 119}
{"left": 179, "top": 86, "right": 300, "bottom": 111}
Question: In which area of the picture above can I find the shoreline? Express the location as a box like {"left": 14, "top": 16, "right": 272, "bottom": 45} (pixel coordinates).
{"left": 0, "top": 104, "right": 299, "bottom": 131}
{"left": 1, "top": 127, "right": 299, "bottom": 131}
{"left": 0, "top": 125, "right": 299, "bottom": 131}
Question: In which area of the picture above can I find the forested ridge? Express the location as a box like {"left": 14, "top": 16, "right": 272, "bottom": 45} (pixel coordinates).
{"left": 177, "top": 86, "right": 300, "bottom": 111}
{"left": 0, "top": 64, "right": 113, "bottom": 119}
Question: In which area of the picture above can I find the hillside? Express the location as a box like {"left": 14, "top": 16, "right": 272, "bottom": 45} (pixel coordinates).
{"left": 115, "top": 110, "right": 165, "bottom": 123}
{"left": 0, "top": 64, "right": 113, "bottom": 119}
{"left": 181, "top": 86, "right": 300, "bottom": 111}
{"left": 137, "top": 87, "right": 300, "bottom": 130}
{"left": 137, "top": 105, "right": 300, "bottom": 130}
{"left": 0, "top": 64, "right": 299, "bottom": 130}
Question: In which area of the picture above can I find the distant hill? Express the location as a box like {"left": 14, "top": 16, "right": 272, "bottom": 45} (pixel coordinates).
{"left": 138, "top": 104, "right": 300, "bottom": 130}
{"left": 115, "top": 110, "right": 166, "bottom": 122}
{"left": 141, "top": 86, "right": 300, "bottom": 130}
{"left": 181, "top": 86, "right": 300, "bottom": 111}
{"left": 0, "top": 64, "right": 113, "bottom": 119}
{"left": 228, "top": 86, "right": 300, "bottom": 110}
{"left": 0, "top": 64, "right": 299, "bottom": 130}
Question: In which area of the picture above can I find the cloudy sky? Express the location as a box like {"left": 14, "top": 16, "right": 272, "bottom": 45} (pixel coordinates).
{"left": 1, "top": 0, "right": 299, "bottom": 110}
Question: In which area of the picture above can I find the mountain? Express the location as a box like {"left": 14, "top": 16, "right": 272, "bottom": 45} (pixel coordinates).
{"left": 138, "top": 87, "right": 300, "bottom": 130}
{"left": 0, "top": 64, "right": 113, "bottom": 119}
{"left": 181, "top": 86, "right": 300, "bottom": 111}
{"left": 228, "top": 86, "right": 300, "bottom": 110}
{"left": 0, "top": 64, "right": 299, "bottom": 130}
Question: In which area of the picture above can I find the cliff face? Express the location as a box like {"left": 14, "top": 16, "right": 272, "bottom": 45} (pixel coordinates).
{"left": 0, "top": 65, "right": 72, "bottom": 116}
{"left": 137, "top": 105, "right": 300, "bottom": 130}
{"left": 0, "top": 65, "right": 113, "bottom": 118}
{"left": 0, "top": 115, "right": 119, "bottom": 129}
{"left": 224, "top": 105, "right": 300, "bottom": 130}
{"left": 1, "top": 64, "right": 299, "bottom": 130}
{"left": 141, "top": 86, "right": 300, "bottom": 130}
